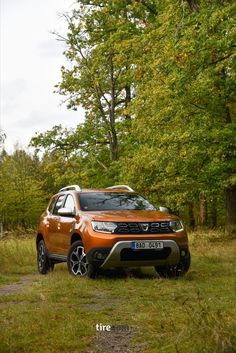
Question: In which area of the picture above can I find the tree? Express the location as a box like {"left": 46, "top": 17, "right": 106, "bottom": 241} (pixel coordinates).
{"left": 55, "top": 0, "right": 157, "bottom": 161}
{"left": 122, "top": 0, "right": 236, "bottom": 230}
{"left": 0, "top": 130, "right": 6, "bottom": 151}
{"left": 0, "top": 150, "right": 47, "bottom": 229}
{"left": 30, "top": 123, "right": 120, "bottom": 189}
{"left": 31, "top": 0, "right": 160, "bottom": 190}
{"left": 30, "top": 0, "right": 235, "bottom": 232}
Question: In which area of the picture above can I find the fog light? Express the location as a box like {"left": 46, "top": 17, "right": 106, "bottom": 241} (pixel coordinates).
{"left": 95, "top": 251, "right": 106, "bottom": 260}
{"left": 181, "top": 250, "right": 186, "bottom": 257}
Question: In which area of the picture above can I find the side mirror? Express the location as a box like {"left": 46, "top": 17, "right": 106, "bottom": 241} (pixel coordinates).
{"left": 58, "top": 207, "right": 75, "bottom": 217}
{"left": 159, "top": 206, "right": 170, "bottom": 213}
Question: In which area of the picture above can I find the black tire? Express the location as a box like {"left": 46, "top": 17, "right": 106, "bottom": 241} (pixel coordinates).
{"left": 67, "top": 240, "right": 98, "bottom": 278}
{"left": 155, "top": 252, "right": 191, "bottom": 279}
{"left": 37, "top": 239, "right": 54, "bottom": 274}
{"left": 87, "top": 263, "right": 98, "bottom": 279}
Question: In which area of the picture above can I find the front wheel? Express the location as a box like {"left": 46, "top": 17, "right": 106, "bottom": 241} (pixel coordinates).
{"left": 67, "top": 241, "right": 98, "bottom": 278}
{"left": 155, "top": 251, "right": 191, "bottom": 279}
{"left": 37, "top": 239, "right": 54, "bottom": 274}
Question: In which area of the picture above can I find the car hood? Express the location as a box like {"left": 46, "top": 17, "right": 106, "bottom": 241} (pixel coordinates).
{"left": 81, "top": 210, "right": 178, "bottom": 222}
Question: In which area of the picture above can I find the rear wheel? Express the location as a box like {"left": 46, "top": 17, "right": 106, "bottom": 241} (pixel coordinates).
{"left": 67, "top": 241, "right": 98, "bottom": 279}
{"left": 155, "top": 251, "right": 191, "bottom": 279}
{"left": 37, "top": 239, "right": 54, "bottom": 274}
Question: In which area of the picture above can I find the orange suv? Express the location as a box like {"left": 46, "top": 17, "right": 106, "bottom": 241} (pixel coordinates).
{"left": 36, "top": 185, "right": 190, "bottom": 278}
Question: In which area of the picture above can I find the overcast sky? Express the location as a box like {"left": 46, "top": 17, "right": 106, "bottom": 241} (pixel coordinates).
{"left": 0, "top": 0, "right": 85, "bottom": 153}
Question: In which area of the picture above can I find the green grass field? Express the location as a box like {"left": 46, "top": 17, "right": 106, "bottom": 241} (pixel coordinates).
{"left": 0, "top": 232, "right": 235, "bottom": 353}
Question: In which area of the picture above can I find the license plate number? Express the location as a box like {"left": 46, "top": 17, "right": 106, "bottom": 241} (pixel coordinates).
{"left": 131, "top": 241, "right": 164, "bottom": 250}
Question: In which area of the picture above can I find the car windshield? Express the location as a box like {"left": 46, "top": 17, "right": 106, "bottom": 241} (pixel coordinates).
{"left": 78, "top": 192, "right": 156, "bottom": 211}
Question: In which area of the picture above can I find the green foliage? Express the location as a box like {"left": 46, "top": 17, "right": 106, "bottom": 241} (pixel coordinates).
{"left": 120, "top": 0, "right": 236, "bottom": 214}
{"left": 30, "top": 124, "right": 120, "bottom": 190}
{"left": 54, "top": 1, "right": 160, "bottom": 161}
{"left": 29, "top": 0, "right": 236, "bottom": 229}
{"left": 0, "top": 130, "right": 6, "bottom": 150}
{"left": 0, "top": 150, "right": 47, "bottom": 229}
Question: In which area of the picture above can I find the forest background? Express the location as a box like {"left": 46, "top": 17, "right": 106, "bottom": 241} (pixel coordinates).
{"left": 0, "top": 0, "right": 235, "bottom": 233}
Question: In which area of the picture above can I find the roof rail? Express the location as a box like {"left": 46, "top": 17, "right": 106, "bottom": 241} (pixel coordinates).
{"left": 59, "top": 185, "right": 81, "bottom": 192}
{"left": 106, "top": 185, "right": 135, "bottom": 192}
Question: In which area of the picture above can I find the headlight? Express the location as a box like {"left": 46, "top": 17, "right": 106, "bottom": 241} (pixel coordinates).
{"left": 169, "top": 220, "right": 184, "bottom": 232}
{"left": 91, "top": 221, "right": 117, "bottom": 234}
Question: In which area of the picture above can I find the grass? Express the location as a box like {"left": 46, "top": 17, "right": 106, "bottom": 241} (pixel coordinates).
{"left": 0, "top": 237, "right": 36, "bottom": 285}
{"left": 0, "top": 232, "right": 236, "bottom": 353}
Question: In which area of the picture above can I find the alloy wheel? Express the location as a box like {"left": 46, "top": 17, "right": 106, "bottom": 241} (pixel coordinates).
{"left": 38, "top": 242, "right": 45, "bottom": 272}
{"left": 70, "top": 245, "right": 88, "bottom": 276}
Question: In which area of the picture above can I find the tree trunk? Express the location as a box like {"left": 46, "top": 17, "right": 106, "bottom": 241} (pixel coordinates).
{"left": 199, "top": 197, "right": 207, "bottom": 226}
{"left": 110, "top": 128, "right": 118, "bottom": 161}
{"left": 210, "top": 197, "right": 217, "bottom": 228}
{"left": 225, "top": 186, "right": 236, "bottom": 234}
{"left": 188, "top": 202, "right": 195, "bottom": 230}
{"left": 125, "top": 85, "right": 131, "bottom": 120}
{"left": 109, "top": 53, "right": 119, "bottom": 161}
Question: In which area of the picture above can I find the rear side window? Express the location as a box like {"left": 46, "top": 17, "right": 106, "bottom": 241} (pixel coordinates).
{"left": 48, "top": 197, "right": 57, "bottom": 214}
{"left": 52, "top": 195, "right": 65, "bottom": 215}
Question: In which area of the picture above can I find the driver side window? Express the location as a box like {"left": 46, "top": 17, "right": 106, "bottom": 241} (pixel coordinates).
{"left": 64, "top": 195, "right": 76, "bottom": 214}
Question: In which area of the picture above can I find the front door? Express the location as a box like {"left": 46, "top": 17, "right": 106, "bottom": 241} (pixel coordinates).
{"left": 56, "top": 194, "right": 77, "bottom": 255}
{"left": 47, "top": 194, "right": 66, "bottom": 253}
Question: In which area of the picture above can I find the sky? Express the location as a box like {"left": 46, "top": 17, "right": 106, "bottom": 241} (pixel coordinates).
{"left": 0, "top": 0, "right": 85, "bottom": 153}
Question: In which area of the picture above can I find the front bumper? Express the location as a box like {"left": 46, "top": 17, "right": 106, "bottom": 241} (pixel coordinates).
{"left": 88, "top": 240, "right": 180, "bottom": 269}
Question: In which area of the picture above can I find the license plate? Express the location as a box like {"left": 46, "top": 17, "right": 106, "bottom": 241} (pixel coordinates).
{"left": 131, "top": 241, "right": 164, "bottom": 250}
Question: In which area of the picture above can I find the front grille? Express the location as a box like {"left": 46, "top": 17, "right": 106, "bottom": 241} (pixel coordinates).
{"left": 115, "top": 222, "right": 173, "bottom": 234}
{"left": 120, "top": 248, "right": 171, "bottom": 261}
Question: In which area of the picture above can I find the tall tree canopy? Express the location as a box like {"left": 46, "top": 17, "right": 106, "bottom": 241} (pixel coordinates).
{"left": 54, "top": 0, "right": 159, "bottom": 161}
{"left": 31, "top": 0, "right": 236, "bottom": 232}
{"left": 123, "top": 0, "right": 236, "bottom": 229}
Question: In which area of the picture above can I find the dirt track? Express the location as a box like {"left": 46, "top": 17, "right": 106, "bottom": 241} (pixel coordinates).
{"left": 0, "top": 274, "right": 140, "bottom": 353}
{"left": 0, "top": 274, "right": 39, "bottom": 295}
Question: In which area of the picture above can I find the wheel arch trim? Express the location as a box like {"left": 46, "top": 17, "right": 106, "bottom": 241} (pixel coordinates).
{"left": 36, "top": 233, "right": 44, "bottom": 247}
{"left": 71, "top": 232, "right": 83, "bottom": 245}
